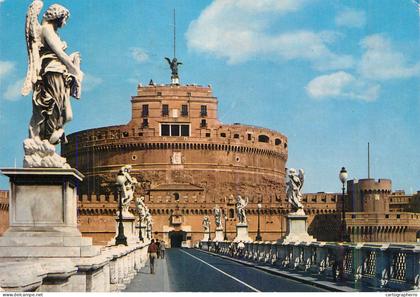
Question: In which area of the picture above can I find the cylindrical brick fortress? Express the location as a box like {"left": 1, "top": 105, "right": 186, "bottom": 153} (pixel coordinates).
{"left": 62, "top": 84, "right": 289, "bottom": 245}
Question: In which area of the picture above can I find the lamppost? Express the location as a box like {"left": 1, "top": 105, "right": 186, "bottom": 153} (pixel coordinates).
{"left": 146, "top": 224, "right": 151, "bottom": 240}
{"left": 114, "top": 181, "right": 127, "bottom": 246}
{"left": 138, "top": 213, "right": 144, "bottom": 242}
{"left": 151, "top": 223, "right": 153, "bottom": 239}
{"left": 339, "top": 167, "right": 349, "bottom": 242}
{"left": 255, "top": 203, "right": 262, "bottom": 241}
{"left": 224, "top": 215, "right": 228, "bottom": 241}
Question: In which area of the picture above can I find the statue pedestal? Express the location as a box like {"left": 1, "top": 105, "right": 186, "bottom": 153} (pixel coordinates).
{"left": 234, "top": 223, "right": 252, "bottom": 242}
{"left": 138, "top": 225, "right": 147, "bottom": 242}
{"left": 109, "top": 212, "right": 138, "bottom": 245}
{"left": 171, "top": 76, "right": 180, "bottom": 85}
{"left": 213, "top": 227, "right": 224, "bottom": 241}
{"left": 279, "top": 213, "right": 316, "bottom": 243}
{"left": 201, "top": 231, "right": 210, "bottom": 241}
{"left": 0, "top": 168, "right": 99, "bottom": 258}
{"left": 201, "top": 230, "right": 211, "bottom": 241}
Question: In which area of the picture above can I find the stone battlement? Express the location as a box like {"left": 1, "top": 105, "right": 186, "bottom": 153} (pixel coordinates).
{"left": 348, "top": 178, "right": 392, "bottom": 193}
{"left": 346, "top": 211, "right": 420, "bottom": 226}
{"left": 135, "top": 83, "right": 213, "bottom": 98}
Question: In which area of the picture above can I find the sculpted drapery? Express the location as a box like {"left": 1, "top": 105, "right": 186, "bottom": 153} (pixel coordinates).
{"left": 23, "top": 1, "right": 83, "bottom": 145}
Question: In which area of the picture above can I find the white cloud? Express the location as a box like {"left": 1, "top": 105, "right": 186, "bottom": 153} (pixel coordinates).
{"left": 306, "top": 71, "right": 380, "bottom": 101}
{"left": 335, "top": 8, "right": 366, "bottom": 28}
{"left": 130, "top": 48, "right": 149, "bottom": 63}
{"left": 359, "top": 34, "right": 420, "bottom": 80}
{"left": 186, "top": 0, "right": 353, "bottom": 70}
{"left": 0, "top": 61, "right": 14, "bottom": 80}
{"left": 306, "top": 34, "right": 419, "bottom": 102}
{"left": 234, "top": 0, "right": 305, "bottom": 13}
{"left": 83, "top": 73, "right": 103, "bottom": 92}
{"left": 4, "top": 79, "right": 24, "bottom": 101}
{"left": 269, "top": 31, "right": 354, "bottom": 71}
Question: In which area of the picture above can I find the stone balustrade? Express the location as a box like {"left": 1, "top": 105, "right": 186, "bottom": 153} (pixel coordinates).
{"left": 0, "top": 242, "right": 149, "bottom": 292}
{"left": 201, "top": 241, "right": 420, "bottom": 291}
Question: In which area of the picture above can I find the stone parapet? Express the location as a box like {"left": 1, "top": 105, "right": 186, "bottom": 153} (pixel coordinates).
{"left": 202, "top": 241, "right": 420, "bottom": 291}
{"left": 0, "top": 242, "right": 149, "bottom": 292}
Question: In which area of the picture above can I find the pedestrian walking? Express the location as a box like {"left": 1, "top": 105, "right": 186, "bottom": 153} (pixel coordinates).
{"left": 237, "top": 240, "right": 245, "bottom": 257}
{"left": 159, "top": 240, "right": 166, "bottom": 259}
{"left": 156, "top": 240, "right": 161, "bottom": 259}
{"left": 147, "top": 239, "right": 158, "bottom": 274}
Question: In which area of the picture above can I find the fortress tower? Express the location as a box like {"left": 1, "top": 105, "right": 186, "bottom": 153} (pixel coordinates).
{"left": 345, "top": 178, "right": 419, "bottom": 242}
{"left": 347, "top": 178, "right": 392, "bottom": 212}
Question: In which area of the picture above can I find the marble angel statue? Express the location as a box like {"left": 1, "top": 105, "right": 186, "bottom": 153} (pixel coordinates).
{"left": 213, "top": 205, "right": 222, "bottom": 229}
{"left": 236, "top": 195, "right": 249, "bottom": 224}
{"left": 202, "top": 216, "right": 210, "bottom": 233}
{"left": 145, "top": 210, "right": 152, "bottom": 238}
{"left": 135, "top": 196, "right": 148, "bottom": 222}
{"left": 286, "top": 168, "right": 305, "bottom": 214}
{"left": 116, "top": 165, "right": 137, "bottom": 215}
{"left": 22, "top": 0, "right": 83, "bottom": 146}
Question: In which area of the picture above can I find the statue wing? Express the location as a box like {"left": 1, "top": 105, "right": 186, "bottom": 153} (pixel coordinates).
{"left": 22, "top": 0, "right": 44, "bottom": 96}
{"left": 298, "top": 169, "right": 305, "bottom": 190}
{"left": 164, "top": 57, "right": 172, "bottom": 65}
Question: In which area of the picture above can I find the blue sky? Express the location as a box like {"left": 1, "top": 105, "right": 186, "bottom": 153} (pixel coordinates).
{"left": 0, "top": 0, "right": 419, "bottom": 193}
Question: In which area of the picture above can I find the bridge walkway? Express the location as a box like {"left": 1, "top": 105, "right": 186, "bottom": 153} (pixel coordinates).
{"left": 124, "top": 248, "right": 332, "bottom": 292}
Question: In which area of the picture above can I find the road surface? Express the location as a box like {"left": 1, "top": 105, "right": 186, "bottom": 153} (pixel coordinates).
{"left": 124, "top": 248, "right": 328, "bottom": 292}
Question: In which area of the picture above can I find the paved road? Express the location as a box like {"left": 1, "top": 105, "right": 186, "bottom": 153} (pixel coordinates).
{"left": 125, "top": 248, "right": 327, "bottom": 292}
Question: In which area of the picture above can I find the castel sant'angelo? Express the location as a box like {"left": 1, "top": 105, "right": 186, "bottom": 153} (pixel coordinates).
{"left": 60, "top": 61, "right": 291, "bottom": 246}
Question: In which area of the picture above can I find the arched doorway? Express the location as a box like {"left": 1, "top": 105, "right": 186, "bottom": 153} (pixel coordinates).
{"left": 169, "top": 230, "right": 186, "bottom": 248}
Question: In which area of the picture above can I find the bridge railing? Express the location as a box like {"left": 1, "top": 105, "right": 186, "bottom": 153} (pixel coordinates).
{"left": 200, "top": 241, "right": 420, "bottom": 291}
{"left": 0, "top": 242, "right": 149, "bottom": 292}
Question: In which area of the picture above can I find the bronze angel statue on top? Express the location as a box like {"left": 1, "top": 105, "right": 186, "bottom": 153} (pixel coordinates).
{"left": 165, "top": 57, "right": 182, "bottom": 79}
{"left": 22, "top": 0, "right": 83, "bottom": 146}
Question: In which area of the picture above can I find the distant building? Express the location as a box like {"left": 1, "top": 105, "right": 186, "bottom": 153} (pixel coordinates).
{"left": 389, "top": 190, "right": 420, "bottom": 213}
{"left": 345, "top": 179, "right": 420, "bottom": 242}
